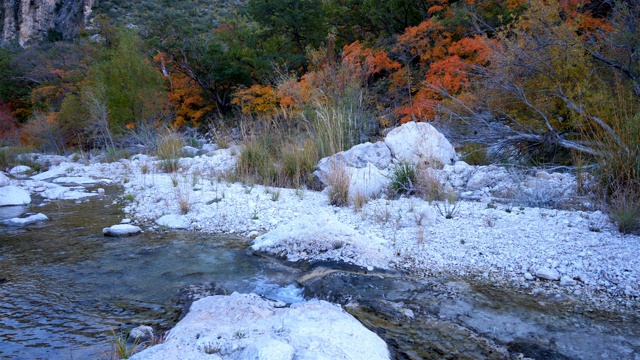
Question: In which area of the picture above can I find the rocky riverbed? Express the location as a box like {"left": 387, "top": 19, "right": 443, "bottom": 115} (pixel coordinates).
{"left": 1, "top": 121, "right": 639, "bottom": 358}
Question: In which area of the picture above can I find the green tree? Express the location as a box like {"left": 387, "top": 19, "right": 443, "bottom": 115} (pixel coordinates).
{"left": 247, "top": 0, "right": 329, "bottom": 73}
{"left": 85, "top": 28, "right": 166, "bottom": 130}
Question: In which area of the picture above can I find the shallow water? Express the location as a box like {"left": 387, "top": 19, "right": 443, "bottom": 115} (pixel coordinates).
{"left": 0, "top": 187, "right": 301, "bottom": 360}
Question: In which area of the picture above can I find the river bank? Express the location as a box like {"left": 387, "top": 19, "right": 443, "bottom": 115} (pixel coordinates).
{"left": 4, "top": 139, "right": 637, "bottom": 315}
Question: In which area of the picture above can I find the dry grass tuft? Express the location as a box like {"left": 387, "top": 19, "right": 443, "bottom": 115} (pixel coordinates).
{"left": 326, "top": 161, "right": 351, "bottom": 207}
{"left": 352, "top": 189, "right": 369, "bottom": 211}
{"left": 415, "top": 166, "right": 445, "bottom": 201}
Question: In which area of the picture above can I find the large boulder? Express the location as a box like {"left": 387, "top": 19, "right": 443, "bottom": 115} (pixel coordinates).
{"left": 384, "top": 121, "right": 457, "bottom": 168}
{"left": 130, "top": 293, "right": 390, "bottom": 360}
{"left": 315, "top": 141, "right": 392, "bottom": 186}
{"left": 347, "top": 163, "right": 390, "bottom": 198}
{"left": 0, "top": 186, "right": 31, "bottom": 206}
{"left": 252, "top": 213, "right": 392, "bottom": 268}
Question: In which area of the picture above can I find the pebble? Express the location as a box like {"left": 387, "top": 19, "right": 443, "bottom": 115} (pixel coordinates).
{"left": 535, "top": 267, "right": 561, "bottom": 281}
{"left": 524, "top": 272, "right": 534, "bottom": 280}
{"left": 559, "top": 276, "right": 577, "bottom": 286}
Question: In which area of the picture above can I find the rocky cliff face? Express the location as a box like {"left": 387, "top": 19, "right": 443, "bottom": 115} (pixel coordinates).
{"left": 1, "top": 0, "right": 96, "bottom": 46}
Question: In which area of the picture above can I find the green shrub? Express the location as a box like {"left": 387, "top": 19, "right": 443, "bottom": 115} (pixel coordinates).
{"left": 280, "top": 139, "right": 318, "bottom": 187}
{"left": 609, "top": 190, "right": 640, "bottom": 234}
{"left": 236, "top": 136, "right": 277, "bottom": 185}
{"left": 389, "top": 162, "right": 416, "bottom": 196}
{"left": 459, "top": 142, "right": 490, "bottom": 166}
{"left": 104, "top": 148, "right": 131, "bottom": 163}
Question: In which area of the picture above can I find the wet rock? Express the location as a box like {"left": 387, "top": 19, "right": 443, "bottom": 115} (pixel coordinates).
{"left": 507, "top": 340, "right": 572, "bottom": 360}
{"left": 4, "top": 213, "right": 49, "bottom": 226}
{"left": 384, "top": 121, "right": 457, "bottom": 168}
{"left": 129, "top": 325, "right": 154, "bottom": 342}
{"left": 0, "top": 186, "right": 31, "bottom": 206}
{"left": 130, "top": 293, "right": 389, "bottom": 360}
{"left": 535, "top": 267, "right": 561, "bottom": 281}
{"left": 103, "top": 224, "right": 142, "bottom": 237}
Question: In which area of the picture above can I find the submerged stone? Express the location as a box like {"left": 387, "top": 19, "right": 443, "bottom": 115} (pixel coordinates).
{"left": 4, "top": 213, "right": 49, "bottom": 226}
{"left": 103, "top": 224, "right": 142, "bottom": 237}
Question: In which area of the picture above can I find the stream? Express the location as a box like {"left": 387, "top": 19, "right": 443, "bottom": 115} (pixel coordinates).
{"left": 0, "top": 187, "right": 302, "bottom": 359}
{"left": 1, "top": 185, "right": 639, "bottom": 359}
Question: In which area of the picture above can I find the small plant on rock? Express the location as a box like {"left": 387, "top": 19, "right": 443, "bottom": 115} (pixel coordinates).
{"left": 106, "top": 329, "right": 141, "bottom": 359}
{"left": 352, "top": 190, "right": 369, "bottom": 211}
{"left": 436, "top": 192, "right": 460, "bottom": 219}
{"left": 176, "top": 187, "right": 191, "bottom": 214}
{"left": 389, "top": 161, "right": 416, "bottom": 197}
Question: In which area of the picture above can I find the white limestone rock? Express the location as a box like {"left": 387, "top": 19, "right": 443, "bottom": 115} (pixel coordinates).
{"left": 384, "top": 121, "right": 457, "bottom": 168}
{"left": 40, "top": 184, "right": 97, "bottom": 200}
{"left": 535, "top": 267, "right": 561, "bottom": 281}
{"left": 0, "top": 172, "right": 10, "bottom": 186}
{"left": 182, "top": 146, "right": 199, "bottom": 157}
{"left": 0, "top": 186, "right": 31, "bottom": 206}
{"left": 30, "top": 166, "right": 69, "bottom": 181}
{"left": 155, "top": 214, "right": 191, "bottom": 229}
{"left": 52, "top": 176, "right": 98, "bottom": 184}
{"left": 103, "top": 224, "right": 142, "bottom": 237}
{"left": 252, "top": 213, "right": 392, "bottom": 268}
{"left": 9, "top": 165, "right": 31, "bottom": 176}
{"left": 130, "top": 293, "right": 389, "bottom": 360}
{"left": 4, "top": 213, "right": 49, "bottom": 225}
{"left": 559, "top": 275, "right": 578, "bottom": 286}
{"left": 315, "top": 141, "right": 392, "bottom": 186}
{"left": 347, "top": 163, "right": 390, "bottom": 198}
{"left": 466, "top": 165, "right": 510, "bottom": 191}
{"left": 200, "top": 143, "right": 218, "bottom": 155}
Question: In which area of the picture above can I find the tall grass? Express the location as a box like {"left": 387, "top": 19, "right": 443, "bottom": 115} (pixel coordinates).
{"left": 584, "top": 95, "right": 640, "bottom": 234}
{"left": 156, "top": 130, "right": 185, "bottom": 173}
{"left": 326, "top": 161, "right": 351, "bottom": 206}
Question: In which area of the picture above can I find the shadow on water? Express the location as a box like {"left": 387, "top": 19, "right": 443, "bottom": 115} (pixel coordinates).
{"left": 0, "top": 186, "right": 301, "bottom": 360}
{"left": 299, "top": 263, "right": 640, "bottom": 360}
